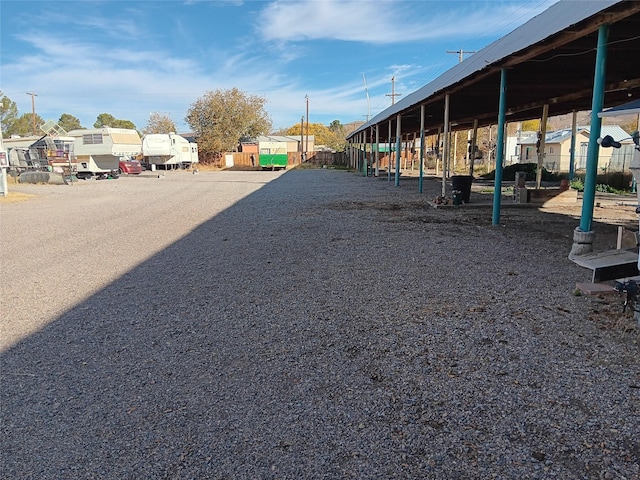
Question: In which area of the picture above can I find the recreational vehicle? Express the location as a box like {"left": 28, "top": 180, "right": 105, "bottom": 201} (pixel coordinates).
{"left": 67, "top": 128, "right": 142, "bottom": 178}
{"left": 142, "top": 133, "right": 199, "bottom": 170}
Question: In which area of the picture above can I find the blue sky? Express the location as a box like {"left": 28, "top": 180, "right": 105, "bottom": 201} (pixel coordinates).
{"left": 0, "top": 0, "right": 558, "bottom": 133}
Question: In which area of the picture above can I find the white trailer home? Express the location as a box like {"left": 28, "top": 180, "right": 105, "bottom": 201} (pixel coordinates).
{"left": 67, "top": 128, "right": 142, "bottom": 178}
{"left": 142, "top": 133, "right": 199, "bottom": 170}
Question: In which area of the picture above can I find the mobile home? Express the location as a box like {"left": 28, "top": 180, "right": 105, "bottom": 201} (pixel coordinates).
{"left": 67, "top": 128, "right": 142, "bottom": 178}
{"left": 3, "top": 135, "right": 74, "bottom": 172}
{"left": 142, "top": 133, "right": 199, "bottom": 170}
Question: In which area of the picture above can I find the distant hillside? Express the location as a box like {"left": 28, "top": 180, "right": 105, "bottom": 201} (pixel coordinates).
{"left": 342, "top": 121, "right": 365, "bottom": 136}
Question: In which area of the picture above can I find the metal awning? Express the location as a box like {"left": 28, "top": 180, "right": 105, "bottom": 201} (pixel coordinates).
{"left": 599, "top": 98, "right": 640, "bottom": 117}
{"left": 348, "top": 0, "right": 640, "bottom": 140}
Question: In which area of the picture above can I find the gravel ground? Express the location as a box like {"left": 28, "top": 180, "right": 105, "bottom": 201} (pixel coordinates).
{"left": 1, "top": 169, "right": 639, "bottom": 479}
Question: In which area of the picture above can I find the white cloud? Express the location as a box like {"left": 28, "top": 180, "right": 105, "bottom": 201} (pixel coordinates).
{"left": 257, "top": 0, "right": 555, "bottom": 44}
{"left": 2, "top": 0, "right": 559, "bottom": 132}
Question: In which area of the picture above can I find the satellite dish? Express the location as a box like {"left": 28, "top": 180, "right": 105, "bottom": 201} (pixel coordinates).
{"left": 597, "top": 135, "right": 622, "bottom": 149}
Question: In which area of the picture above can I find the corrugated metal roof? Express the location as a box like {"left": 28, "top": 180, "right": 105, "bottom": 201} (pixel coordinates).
{"left": 584, "top": 125, "right": 634, "bottom": 142}
{"left": 355, "top": 0, "right": 625, "bottom": 136}
{"left": 518, "top": 125, "right": 631, "bottom": 145}
{"left": 599, "top": 98, "right": 640, "bottom": 117}
{"left": 518, "top": 128, "right": 578, "bottom": 145}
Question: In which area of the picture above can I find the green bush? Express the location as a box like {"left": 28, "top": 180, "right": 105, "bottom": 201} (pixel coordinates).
{"left": 481, "top": 164, "right": 634, "bottom": 193}
{"left": 596, "top": 171, "right": 633, "bottom": 191}
{"left": 570, "top": 178, "right": 584, "bottom": 191}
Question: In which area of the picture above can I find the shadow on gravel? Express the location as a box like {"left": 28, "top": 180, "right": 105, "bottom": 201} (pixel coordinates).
{"left": 2, "top": 170, "right": 639, "bottom": 478}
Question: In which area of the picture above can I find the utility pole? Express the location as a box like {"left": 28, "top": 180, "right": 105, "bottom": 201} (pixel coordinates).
{"left": 363, "top": 73, "right": 371, "bottom": 121}
{"left": 446, "top": 49, "right": 476, "bottom": 63}
{"left": 305, "top": 95, "right": 309, "bottom": 159}
{"left": 26, "top": 92, "right": 38, "bottom": 135}
{"left": 300, "top": 116, "right": 304, "bottom": 161}
{"left": 386, "top": 76, "right": 402, "bottom": 105}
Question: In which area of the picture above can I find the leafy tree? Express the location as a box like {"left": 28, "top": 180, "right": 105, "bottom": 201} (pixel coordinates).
{"left": 329, "top": 120, "right": 345, "bottom": 134}
{"left": 114, "top": 119, "right": 136, "bottom": 130}
{"left": 58, "top": 113, "right": 83, "bottom": 132}
{"left": 328, "top": 120, "right": 347, "bottom": 151}
{"left": 185, "top": 88, "right": 272, "bottom": 153}
{"left": 520, "top": 119, "right": 540, "bottom": 132}
{"left": 5, "top": 113, "right": 45, "bottom": 137}
{"left": 94, "top": 113, "right": 136, "bottom": 130}
{"left": 520, "top": 119, "right": 551, "bottom": 133}
{"left": 143, "top": 113, "right": 177, "bottom": 135}
{"left": 281, "top": 121, "right": 346, "bottom": 151}
{"left": 1, "top": 91, "right": 18, "bottom": 137}
{"left": 94, "top": 113, "right": 117, "bottom": 128}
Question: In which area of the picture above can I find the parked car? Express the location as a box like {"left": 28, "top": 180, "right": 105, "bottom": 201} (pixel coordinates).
{"left": 118, "top": 158, "right": 142, "bottom": 175}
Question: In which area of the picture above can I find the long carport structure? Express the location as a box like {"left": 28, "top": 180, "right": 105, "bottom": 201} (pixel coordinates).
{"left": 347, "top": 0, "right": 640, "bottom": 253}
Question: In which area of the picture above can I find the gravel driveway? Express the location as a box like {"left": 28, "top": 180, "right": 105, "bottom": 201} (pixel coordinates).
{"left": 1, "top": 169, "right": 639, "bottom": 479}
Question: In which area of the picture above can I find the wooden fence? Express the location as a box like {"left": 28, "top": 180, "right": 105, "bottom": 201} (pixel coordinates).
{"left": 198, "top": 151, "right": 349, "bottom": 168}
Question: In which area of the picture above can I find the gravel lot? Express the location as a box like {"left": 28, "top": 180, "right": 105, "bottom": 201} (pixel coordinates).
{"left": 1, "top": 169, "right": 639, "bottom": 479}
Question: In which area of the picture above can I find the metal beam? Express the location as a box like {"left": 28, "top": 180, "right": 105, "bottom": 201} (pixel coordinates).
{"left": 375, "top": 125, "right": 380, "bottom": 177}
{"left": 570, "top": 110, "right": 577, "bottom": 180}
{"left": 492, "top": 68, "right": 508, "bottom": 226}
{"left": 419, "top": 104, "right": 425, "bottom": 193}
{"left": 388, "top": 120, "right": 392, "bottom": 182}
{"left": 580, "top": 24, "right": 609, "bottom": 233}
{"left": 395, "top": 114, "right": 401, "bottom": 186}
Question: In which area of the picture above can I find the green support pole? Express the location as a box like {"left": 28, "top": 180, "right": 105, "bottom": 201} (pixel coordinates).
{"left": 569, "top": 110, "right": 577, "bottom": 181}
{"left": 419, "top": 104, "right": 425, "bottom": 193}
{"left": 395, "top": 114, "right": 401, "bottom": 187}
{"left": 580, "top": 24, "right": 609, "bottom": 233}
{"left": 375, "top": 126, "right": 380, "bottom": 177}
{"left": 388, "top": 120, "right": 392, "bottom": 182}
{"left": 492, "top": 68, "right": 508, "bottom": 226}
{"left": 363, "top": 130, "right": 368, "bottom": 176}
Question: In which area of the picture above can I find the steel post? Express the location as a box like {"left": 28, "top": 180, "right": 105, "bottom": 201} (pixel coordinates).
{"left": 580, "top": 24, "right": 609, "bottom": 233}
{"left": 419, "top": 104, "right": 425, "bottom": 193}
{"left": 395, "top": 114, "right": 401, "bottom": 186}
{"left": 492, "top": 68, "right": 508, "bottom": 225}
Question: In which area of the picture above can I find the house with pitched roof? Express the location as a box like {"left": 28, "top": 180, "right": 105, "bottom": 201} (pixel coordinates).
{"left": 516, "top": 125, "right": 634, "bottom": 173}
{"left": 239, "top": 135, "right": 315, "bottom": 155}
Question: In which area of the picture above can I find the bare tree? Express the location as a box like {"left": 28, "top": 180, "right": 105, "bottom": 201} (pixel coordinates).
{"left": 143, "top": 113, "right": 177, "bottom": 135}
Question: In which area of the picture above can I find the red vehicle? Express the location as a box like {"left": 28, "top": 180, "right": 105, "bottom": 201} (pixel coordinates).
{"left": 118, "top": 158, "right": 142, "bottom": 175}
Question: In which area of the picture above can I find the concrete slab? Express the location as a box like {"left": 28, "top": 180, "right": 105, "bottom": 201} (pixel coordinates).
{"left": 575, "top": 282, "right": 618, "bottom": 295}
{"left": 571, "top": 248, "right": 639, "bottom": 282}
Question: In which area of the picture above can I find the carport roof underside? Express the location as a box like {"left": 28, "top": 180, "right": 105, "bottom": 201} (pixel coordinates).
{"left": 349, "top": 0, "right": 640, "bottom": 141}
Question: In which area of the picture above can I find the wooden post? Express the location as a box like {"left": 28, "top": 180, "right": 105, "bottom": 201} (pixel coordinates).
{"left": 469, "top": 120, "right": 478, "bottom": 176}
{"left": 442, "top": 94, "right": 450, "bottom": 197}
{"left": 536, "top": 104, "right": 549, "bottom": 189}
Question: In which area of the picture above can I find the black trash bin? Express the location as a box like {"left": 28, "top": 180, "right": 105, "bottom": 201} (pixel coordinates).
{"left": 451, "top": 175, "right": 473, "bottom": 203}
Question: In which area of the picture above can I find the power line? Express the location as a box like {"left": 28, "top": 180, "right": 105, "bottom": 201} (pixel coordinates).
{"left": 446, "top": 49, "right": 477, "bottom": 63}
